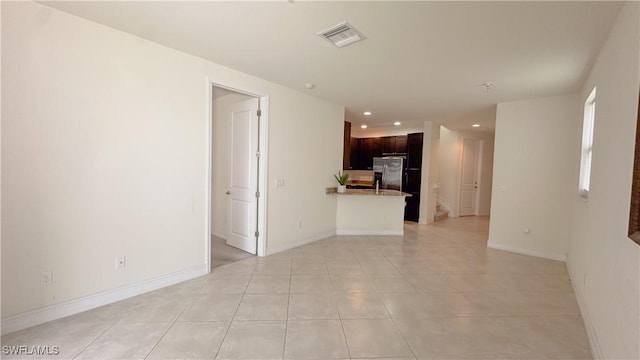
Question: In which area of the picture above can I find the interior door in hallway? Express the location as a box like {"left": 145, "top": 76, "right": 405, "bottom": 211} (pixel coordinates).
{"left": 226, "top": 98, "right": 260, "bottom": 254}
{"left": 459, "top": 138, "right": 480, "bottom": 216}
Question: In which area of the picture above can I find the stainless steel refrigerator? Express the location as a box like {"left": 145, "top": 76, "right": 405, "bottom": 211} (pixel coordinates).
{"left": 373, "top": 157, "right": 403, "bottom": 191}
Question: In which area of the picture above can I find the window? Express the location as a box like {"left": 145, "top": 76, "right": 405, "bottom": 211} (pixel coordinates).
{"left": 579, "top": 87, "right": 596, "bottom": 197}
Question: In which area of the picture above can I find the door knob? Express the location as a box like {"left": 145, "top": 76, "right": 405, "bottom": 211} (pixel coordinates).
{"left": 225, "top": 191, "right": 231, "bottom": 195}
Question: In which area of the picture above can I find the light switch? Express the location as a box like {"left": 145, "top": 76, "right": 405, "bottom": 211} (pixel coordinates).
{"left": 275, "top": 179, "right": 285, "bottom": 188}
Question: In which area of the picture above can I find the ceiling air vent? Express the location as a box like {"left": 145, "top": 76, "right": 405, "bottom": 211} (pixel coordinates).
{"left": 318, "top": 21, "right": 366, "bottom": 48}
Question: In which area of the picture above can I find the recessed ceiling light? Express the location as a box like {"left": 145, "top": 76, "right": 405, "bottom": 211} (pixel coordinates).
{"left": 304, "top": 83, "right": 315, "bottom": 90}
{"left": 472, "top": 124, "right": 480, "bottom": 128}
{"left": 361, "top": 124, "right": 368, "bottom": 129}
{"left": 363, "top": 111, "right": 372, "bottom": 116}
{"left": 394, "top": 121, "right": 401, "bottom": 126}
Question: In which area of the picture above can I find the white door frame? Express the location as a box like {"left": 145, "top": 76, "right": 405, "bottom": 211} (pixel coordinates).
{"left": 205, "top": 78, "right": 269, "bottom": 271}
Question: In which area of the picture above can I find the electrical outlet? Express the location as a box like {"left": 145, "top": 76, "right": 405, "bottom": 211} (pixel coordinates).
{"left": 40, "top": 271, "right": 52, "bottom": 285}
{"left": 115, "top": 256, "right": 126, "bottom": 270}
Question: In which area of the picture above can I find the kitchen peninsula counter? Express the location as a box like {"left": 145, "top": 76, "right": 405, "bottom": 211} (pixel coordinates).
{"left": 328, "top": 188, "right": 411, "bottom": 235}
{"left": 330, "top": 188, "right": 410, "bottom": 197}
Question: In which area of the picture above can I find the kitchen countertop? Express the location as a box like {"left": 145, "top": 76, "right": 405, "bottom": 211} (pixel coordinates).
{"left": 326, "top": 188, "right": 411, "bottom": 197}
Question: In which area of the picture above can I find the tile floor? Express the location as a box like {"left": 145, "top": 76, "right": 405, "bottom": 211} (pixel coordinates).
{"left": 211, "top": 235, "right": 255, "bottom": 269}
{"left": 1, "top": 217, "right": 592, "bottom": 360}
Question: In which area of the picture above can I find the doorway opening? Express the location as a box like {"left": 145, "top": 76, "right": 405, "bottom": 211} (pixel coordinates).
{"left": 208, "top": 83, "right": 268, "bottom": 270}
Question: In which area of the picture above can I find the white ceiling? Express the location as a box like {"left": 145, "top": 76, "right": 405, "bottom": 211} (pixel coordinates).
{"left": 41, "top": 1, "right": 622, "bottom": 132}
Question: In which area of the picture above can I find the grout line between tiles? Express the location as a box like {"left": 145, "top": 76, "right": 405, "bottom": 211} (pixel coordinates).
{"left": 142, "top": 303, "right": 189, "bottom": 359}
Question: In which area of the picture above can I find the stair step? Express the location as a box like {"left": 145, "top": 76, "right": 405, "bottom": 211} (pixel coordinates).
{"left": 434, "top": 209, "right": 449, "bottom": 222}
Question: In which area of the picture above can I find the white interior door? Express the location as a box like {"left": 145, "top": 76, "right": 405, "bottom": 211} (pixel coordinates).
{"left": 226, "top": 98, "right": 259, "bottom": 254}
{"left": 459, "top": 138, "right": 480, "bottom": 216}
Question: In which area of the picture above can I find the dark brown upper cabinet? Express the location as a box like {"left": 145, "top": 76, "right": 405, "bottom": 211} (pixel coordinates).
{"left": 406, "top": 133, "right": 424, "bottom": 170}
{"left": 382, "top": 136, "right": 407, "bottom": 156}
{"left": 343, "top": 121, "right": 352, "bottom": 170}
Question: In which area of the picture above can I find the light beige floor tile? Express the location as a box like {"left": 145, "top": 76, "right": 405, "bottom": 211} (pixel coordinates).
{"left": 353, "top": 250, "right": 388, "bottom": 261}
{"left": 390, "top": 261, "right": 441, "bottom": 275}
{"left": 260, "top": 252, "right": 293, "bottom": 263}
{"left": 290, "top": 275, "right": 332, "bottom": 293}
{"left": 395, "top": 316, "right": 531, "bottom": 358}
{"left": 445, "top": 274, "right": 514, "bottom": 291}
{"left": 292, "top": 262, "right": 328, "bottom": 275}
{"left": 122, "top": 297, "right": 190, "bottom": 323}
{"left": 255, "top": 260, "right": 292, "bottom": 275}
{"left": 234, "top": 294, "right": 289, "bottom": 320}
{"left": 63, "top": 299, "right": 134, "bottom": 323}
{"left": 404, "top": 274, "right": 456, "bottom": 291}
{"left": 179, "top": 293, "right": 243, "bottom": 321}
{"left": 151, "top": 276, "right": 210, "bottom": 297}
{"left": 291, "top": 253, "right": 326, "bottom": 263}
{"left": 211, "top": 262, "right": 257, "bottom": 276}
{"left": 497, "top": 316, "right": 591, "bottom": 355}
{"left": 542, "top": 352, "right": 593, "bottom": 359}
{"left": 217, "top": 321, "right": 286, "bottom": 359}
{"left": 359, "top": 260, "right": 401, "bottom": 276}
{"left": 288, "top": 293, "right": 339, "bottom": 320}
{"left": 202, "top": 276, "right": 251, "bottom": 294}
{"left": 75, "top": 322, "right": 171, "bottom": 359}
{"left": 370, "top": 276, "right": 417, "bottom": 292}
{"left": 146, "top": 322, "right": 228, "bottom": 359}
{"left": 246, "top": 275, "right": 291, "bottom": 294}
{"left": 3, "top": 217, "right": 592, "bottom": 360}
{"left": 333, "top": 292, "right": 390, "bottom": 319}
{"left": 330, "top": 275, "right": 375, "bottom": 293}
{"left": 326, "top": 262, "right": 364, "bottom": 275}
{"left": 381, "top": 292, "right": 481, "bottom": 319}
{"left": 526, "top": 291, "right": 581, "bottom": 315}
{"left": 528, "top": 274, "right": 574, "bottom": 292}
{"left": 1, "top": 319, "right": 114, "bottom": 360}
{"left": 352, "top": 358, "right": 416, "bottom": 360}
{"left": 460, "top": 291, "right": 580, "bottom": 316}
{"left": 342, "top": 318, "right": 414, "bottom": 358}
{"left": 284, "top": 320, "right": 349, "bottom": 359}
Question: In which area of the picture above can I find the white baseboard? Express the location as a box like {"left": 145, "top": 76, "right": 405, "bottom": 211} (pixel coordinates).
{"left": 1, "top": 265, "right": 208, "bottom": 336}
{"left": 487, "top": 242, "right": 567, "bottom": 262}
{"left": 336, "top": 229, "right": 404, "bottom": 236}
{"left": 566, "top": 258, "right": 603, "bottom": 359}
{"left": 267, "top": 230, "right": 336, "bottom": 255}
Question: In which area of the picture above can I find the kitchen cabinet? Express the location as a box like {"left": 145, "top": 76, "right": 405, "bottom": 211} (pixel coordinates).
{"left": 347, "top": 135, "right": 414, "bottom": 171}
{"left": 406, "top": 133, "right": 423, "bottom": 170}
{"left": 349, "top": 137, "right": 360, "bottom": 170}
{"left": 382, "top": 135, "right": 407, "bottom": 156}
{"left": 359, "top": 137, "right": 382, "bottom": 170}
{"left": 343, "top": 122, "right": 352, "bottom": 169}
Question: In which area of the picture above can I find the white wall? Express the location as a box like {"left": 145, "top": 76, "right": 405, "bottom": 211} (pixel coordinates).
{"left": 1, "top": 1, "right": 343, "bottom": 326}
{"left": 438, "top": 126, "right": 459, "bottom": 214}
{"left": 567, "top": 2, "right": 640, "bottom": 359}
{"left": 211, "top": 92, "right": 255, "bottom": 239}
{"left": 437, "top": 126, "right": 494, "bottom": 217}
{"left": 488, "top": 94, "right": 580, "bottom": 261}
{"left": 419, "top": 121, "right": 440, "bottom": 224}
